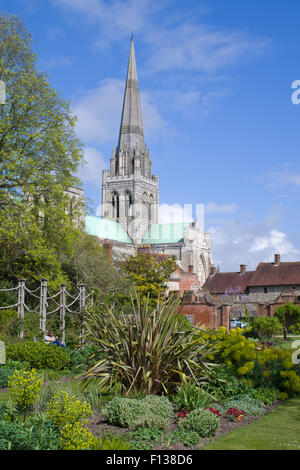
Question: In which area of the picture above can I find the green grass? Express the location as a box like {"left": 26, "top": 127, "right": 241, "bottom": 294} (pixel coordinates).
{"left": 202, "top": 396, "right": 300, "bottom": 450}
{"left": 274, "top": 335, "right": 300, "bottom": 350}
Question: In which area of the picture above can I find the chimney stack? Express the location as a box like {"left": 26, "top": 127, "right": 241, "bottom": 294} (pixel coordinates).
{"left": 210, "top": 266, "right": 217, "bottom": 275}
{"left": 274, "top": 253, "right": 280, "bottom": 265}
{"left": 240, "top": 264, "right": 246, "bottom": 274}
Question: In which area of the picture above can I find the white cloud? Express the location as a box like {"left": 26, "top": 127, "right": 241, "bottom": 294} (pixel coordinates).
{"left": 53, "top": 0, "right": 271, "bottom": 74}
{"left": 144, "top": 23, "right": 270, "bottom": 75}
{"left": 73, "top": 78, "right": 167, "bottom": 145}
{"left": 73, "top": 79, "right": 124, "bottom": 144}
{"left": 159, "top": 204, "right": 193, "bottom": 224}
{"left": 77, "top": 146, "right": 107, "bottom": 185}
{"left": 207, "top": 215, "right": 300, "bottom": 272}
{"left": 250, "top": 229, "right": 298, "bottom": 255}
{"left": 266, "top": 167, "right": 300, "bottom": 187}
{"left": 205, "top": 202, "right": 238, "bottom": 214}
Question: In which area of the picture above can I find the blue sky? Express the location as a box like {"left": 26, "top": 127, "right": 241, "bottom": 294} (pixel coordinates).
{"left": 2, "top": 0, "right": 300, "bottom": 271}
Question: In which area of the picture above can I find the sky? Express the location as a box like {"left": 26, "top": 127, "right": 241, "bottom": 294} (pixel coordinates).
{"left": 2, "top": 0, "right": 300, "bottom": 272}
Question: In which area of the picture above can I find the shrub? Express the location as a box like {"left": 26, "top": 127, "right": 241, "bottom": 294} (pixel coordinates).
{"left": 169, "top": 428, "right": 200, "bottom": 448}
{"left": 65, "top": 344, "right": 99, "bottom": 372}
{"left": 8, "top": 369, "right": 43, "bottom": 421}
{"left": 0, "top": 415, "right": 59, "bottom": 450}
{"left": 274, "top": 303, "right": 300, "bottom": 341}
{"left": 217, "top": 328, "right": 256, "bottom": 374}
{"left": 224, "top": 408, "right": 245, "bottom": 422}
{"left": 248, "top": 317, "right": 282, "bottom": 340}
{"left": 174, "top": 383, "right": 212, "bottom": 412}
{"left": 201, "top": 365, "right": 252, "bottom": 400}
{"left": 206, "top": 407, "right": 221, "bottom": 417}
{"left": 102, "top": 395, "right": 174, "bottom": 430}
{"left": 0, "top": 366, "right": 14, "bottom": 388}
{"left": 250, "top": 387, "right": 279, "bottom": 405}
{"left": 59, "top": 422, "right": 95, "bottom": 450}
{"left": 95, "top": 433, "right": 132, "bottom": 450}
{"left": 124, "top": 428, "right": 163, "bottom": 450}
{"left": 6, "top": 341, "right": 70, "bottom": 370}
{"left": 178, "top": 408, "right": 220, "bottom": 438}
{"left": 80, "top": 293, "right": 219, "bottom": 395}
{"left": 0, "top": 360, "right": 31, "bottom": 388}
{"left": 46, "top": 390, "right": 92, "bottom": 428}
{"left": 0, "top": 309, "right": 19, "bottom": 342}
{"left": 221, "top": 396, "right": 265, "bottom": 416}
{"left": 253, "top": 348, "right": 300, "bottom": 396}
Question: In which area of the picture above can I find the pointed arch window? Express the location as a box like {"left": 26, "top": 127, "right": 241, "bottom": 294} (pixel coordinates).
{"left": 125, "top": 191, "right": 133, "bottom": 217}
{"left": 112, "top": 192, "right": 119, "bottom": 219}
{"left": 149, "top": 194, "right": 154, "bottom": 222}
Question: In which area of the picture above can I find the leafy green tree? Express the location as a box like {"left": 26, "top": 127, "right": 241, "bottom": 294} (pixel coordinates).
{"left": 248, "top": 316, "right": 282, "bottom": 340}
{"left": 64, "top": 233, "right": 129, "bottom": 295}
{"left": 0, "top": 14, "right": 84, "bottom": 288}
{"left": 120, "top": 252, "right": 177, "bottom": 304}
{"left": 274, "top": 303, "right": 300, "bottom": 341}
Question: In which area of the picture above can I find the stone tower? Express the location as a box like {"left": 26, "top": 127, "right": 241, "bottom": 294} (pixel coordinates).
{"left": 102, "top": 37, "right": 159, "bottom": 244}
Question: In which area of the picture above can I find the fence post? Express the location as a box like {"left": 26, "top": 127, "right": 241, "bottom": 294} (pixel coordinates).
{"left": 39, "top": 279, "right": 48, "bottom": 334}
{"left": 17, "top": 279, "right": 25, "bottom": 339}
{"left": 79, "top": 284, "right": 86, "bottom": 347}
{"left": 90, "top": 288, "right": 94, "bottom": 308}
{"left": 60, "top": 285, "right": 66, "bottom": 345}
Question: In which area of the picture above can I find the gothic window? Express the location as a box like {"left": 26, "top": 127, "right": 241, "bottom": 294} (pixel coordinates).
{"left": 125, "top": 191, "right": 133, "bottom": 217}
{"left": 112, "top": 192, "right": 119, "bottom": 219}
{"left": 149, "top": 194, "right": 154, "bottom": 222}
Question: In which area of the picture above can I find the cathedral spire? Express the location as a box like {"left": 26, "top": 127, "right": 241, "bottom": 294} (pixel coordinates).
{"left": 117, "top": 37, "right": 145, "bottom": 167}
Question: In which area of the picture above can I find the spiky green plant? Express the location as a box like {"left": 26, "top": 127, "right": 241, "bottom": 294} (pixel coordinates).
{"left": 79, "top": 293, "right": 219, "bottom": 395}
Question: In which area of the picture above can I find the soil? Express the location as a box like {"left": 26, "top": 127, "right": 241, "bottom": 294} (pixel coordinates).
{"left": 88, "top": 402, "right": 280, "bottom": 451}
{"left": 0, "top": 382, "right": 280, "bottom": 451}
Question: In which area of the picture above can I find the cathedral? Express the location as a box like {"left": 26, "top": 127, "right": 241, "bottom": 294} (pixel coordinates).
{"left": 84, "top": 38, "right": 212, "bottom": 287}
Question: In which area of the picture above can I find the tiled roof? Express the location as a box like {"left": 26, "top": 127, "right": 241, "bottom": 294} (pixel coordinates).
{"left": 248, "top": 262, "right": 300, "bottom": 287}
{"left": 203, "top": 261, "right": 300, "bottom": 294}
{"left": 203, "top": 271, "right": 254, "bottom": 294}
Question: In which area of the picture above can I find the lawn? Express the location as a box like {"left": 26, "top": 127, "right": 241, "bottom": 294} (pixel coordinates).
{"left": 276, "top": 336, "right": 300, "bottom": 350}
{"left": 202, "top": 396, "right": 300, "bottom": 450}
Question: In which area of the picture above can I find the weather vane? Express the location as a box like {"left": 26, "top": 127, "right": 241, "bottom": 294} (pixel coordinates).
{"left": 131, "top": 32, "right": 134, "bottom": 40}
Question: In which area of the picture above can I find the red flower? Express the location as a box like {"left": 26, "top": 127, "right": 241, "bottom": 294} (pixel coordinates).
{"left": 225, "top": 408, "right": 245, "bottom": 421}
{"left": 206, "top": 407, "right": 221, "bottom": 417}
{"left": 176, "top": 410, "right": 189, "bottom": 419}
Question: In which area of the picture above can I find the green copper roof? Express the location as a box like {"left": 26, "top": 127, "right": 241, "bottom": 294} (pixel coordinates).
{"left": 142, "top": 223, "right": 189, "bottom": 244}
{"left": 85, "top": 215, "right": 133, "bottom": 244}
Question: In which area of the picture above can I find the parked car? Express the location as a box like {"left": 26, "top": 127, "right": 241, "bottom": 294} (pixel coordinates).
{"left": 230, "top": 318, "right": 248, "bottom": 329}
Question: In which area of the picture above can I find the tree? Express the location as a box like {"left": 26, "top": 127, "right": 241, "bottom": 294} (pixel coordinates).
{"left": 120, "top": 252, "right": 178, "bottom": 304}
{"left": 248, "top": 316, "right": 282, "bottom": 341}
{"left": 0, "top": 14, "right": 84, "bottom": 288}
{"left": 63, "top": 233, "right": 129, "bottom": 295}
{"left": 274, "top": 303, "right": 300, "bottom": 341}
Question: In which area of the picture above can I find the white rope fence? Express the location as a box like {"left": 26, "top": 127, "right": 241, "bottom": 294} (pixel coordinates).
{"left": 0, "top": 279, "right": 94, "bottom": 344}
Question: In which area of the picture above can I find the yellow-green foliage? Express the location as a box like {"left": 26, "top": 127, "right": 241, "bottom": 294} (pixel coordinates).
{"left": 8, "top": 368, "right": 43, "bottom": 414}
{"left": 207, "top": 327, "right": 256, "bottom": 374}
{"left": 280, "top": 371, "right": 300, "bottom": 393}
{"left": 59, "top": 423, "right": 95, "bottom": 450}
{"left": 47, "top": 390, "right": 92, "bottom": 428}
